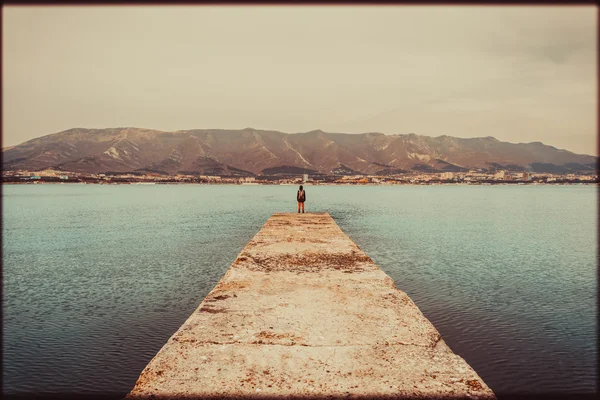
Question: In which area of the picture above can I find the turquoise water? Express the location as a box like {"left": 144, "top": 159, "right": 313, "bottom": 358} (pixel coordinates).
{"left": 2, "top": 184, "right": 597, "bottom": 397}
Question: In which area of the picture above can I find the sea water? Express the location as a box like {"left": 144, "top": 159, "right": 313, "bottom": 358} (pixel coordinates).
{"left": 2, "top": 184, "right": 597, "bottom": 397}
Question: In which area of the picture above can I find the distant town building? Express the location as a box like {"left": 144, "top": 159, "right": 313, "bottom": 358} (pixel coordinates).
{"left": 303, "top": 174, "right": 308, "bottom": 183}
{"left": 440, "top": 172, "right": 454, "bottom": 180}
{"left": 494, "top": 171, "right": 505, "bottom": 180}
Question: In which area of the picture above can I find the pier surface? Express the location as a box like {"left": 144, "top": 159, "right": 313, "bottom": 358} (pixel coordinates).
{"left": 127, "top": 213, "right": 495, "bottom": 399}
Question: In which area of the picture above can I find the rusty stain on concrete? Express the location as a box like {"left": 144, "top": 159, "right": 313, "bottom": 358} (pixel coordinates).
{"left": 126, "top": 212, "right": 496, "bottom": 399}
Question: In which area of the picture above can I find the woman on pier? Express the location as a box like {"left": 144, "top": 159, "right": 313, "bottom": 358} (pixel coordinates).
{"left": 297, "top": 185, "right": 306, "bottom": 213}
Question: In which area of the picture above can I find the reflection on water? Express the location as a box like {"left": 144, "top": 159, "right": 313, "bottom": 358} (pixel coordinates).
{"left": 2, "top": 184, "right": 597, "bottom": 397}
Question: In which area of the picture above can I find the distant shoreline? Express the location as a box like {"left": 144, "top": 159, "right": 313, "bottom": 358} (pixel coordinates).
{"left": 2, "top": 181, "right": 597, "bottom": 186}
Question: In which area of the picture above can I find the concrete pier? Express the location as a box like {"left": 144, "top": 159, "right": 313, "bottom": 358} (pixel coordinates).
{"left": 126, "top": 213, "right": 495, "bottom": 399}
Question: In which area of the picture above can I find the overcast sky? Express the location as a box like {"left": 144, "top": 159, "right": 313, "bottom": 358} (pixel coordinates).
{"left": 3, "top": 6, "right": 597, "bottom": 154}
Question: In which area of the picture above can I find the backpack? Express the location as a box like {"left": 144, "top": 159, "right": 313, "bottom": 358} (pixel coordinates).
{"left": 298, "top": 190, "right": 305, "bottom": 202}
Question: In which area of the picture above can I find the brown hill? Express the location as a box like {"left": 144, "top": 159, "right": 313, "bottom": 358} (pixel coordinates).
{"left": 2, "top": 127, "right": 596, "bottom": 175}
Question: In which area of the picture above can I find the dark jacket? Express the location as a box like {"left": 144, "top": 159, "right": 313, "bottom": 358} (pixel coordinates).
{"left": 297, "top": 189, "right": 306, "bottom": 202}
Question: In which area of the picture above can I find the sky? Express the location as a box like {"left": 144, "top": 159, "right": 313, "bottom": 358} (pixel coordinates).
{"left": 2, "top": 5, "right": 597, "bottom": 155}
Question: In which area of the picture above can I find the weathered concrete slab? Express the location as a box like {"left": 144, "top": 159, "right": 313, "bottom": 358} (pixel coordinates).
{"left": 126, "top": 212, "right": 495, "bottom": 399}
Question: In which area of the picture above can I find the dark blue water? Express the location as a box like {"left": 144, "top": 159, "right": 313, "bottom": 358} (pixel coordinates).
{"left": 2, "top": 184, "right": 597, "bottom": 397}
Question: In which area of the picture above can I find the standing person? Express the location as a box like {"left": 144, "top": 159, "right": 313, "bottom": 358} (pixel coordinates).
{"left": 297, "top": 185, "right": 306, "bottom": 213}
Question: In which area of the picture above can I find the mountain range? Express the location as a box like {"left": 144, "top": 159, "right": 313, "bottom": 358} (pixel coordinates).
{"left": 2, "top": 128, "right": 597, "bottom": 176}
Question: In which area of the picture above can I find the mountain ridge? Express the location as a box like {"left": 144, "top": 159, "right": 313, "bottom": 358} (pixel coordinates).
{"left": 3, "top": 127, "right": 596, "bottom": 175}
